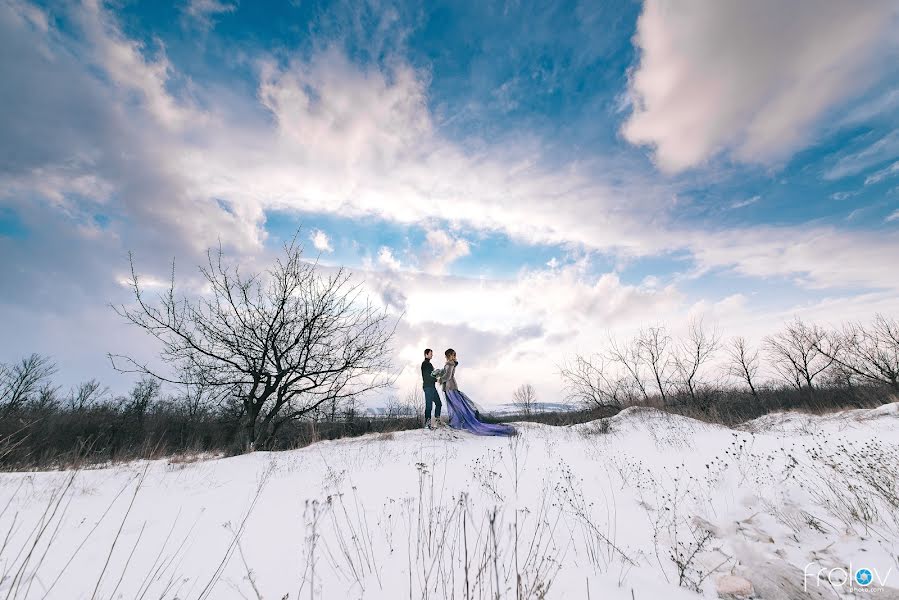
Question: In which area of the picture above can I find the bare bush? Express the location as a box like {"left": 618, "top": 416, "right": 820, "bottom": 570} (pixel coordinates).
{"left": 66, "top": 379, "right": 108, "bottom": 411}
{"left": 110, "top": 235, "right": 397, "bottom": 450}
{"left": 559, "top": 354, "right": 626, "bottom": 408}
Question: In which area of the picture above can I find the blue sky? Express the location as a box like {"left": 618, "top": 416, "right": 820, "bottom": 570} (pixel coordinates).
{"left": 1, "top": 0, "right": 898, "bottom": 402}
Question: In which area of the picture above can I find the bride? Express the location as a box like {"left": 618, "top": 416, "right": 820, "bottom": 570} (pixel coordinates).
{"left": 434, "top": 348, "right": 516, "bottom": 436}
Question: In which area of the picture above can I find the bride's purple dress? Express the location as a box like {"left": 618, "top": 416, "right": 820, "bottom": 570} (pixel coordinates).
{"left": 444, "top": 389, "right": 516, "bottom": 436}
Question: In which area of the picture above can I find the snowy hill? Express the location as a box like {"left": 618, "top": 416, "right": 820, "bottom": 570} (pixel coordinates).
{"left": 1, "top": 404, "right": 898, "bottom": 599}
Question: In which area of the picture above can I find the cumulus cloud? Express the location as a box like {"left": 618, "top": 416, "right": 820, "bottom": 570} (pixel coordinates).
{"left": 689, "top": 227, "right": 899, "bottom": 291}
{"left": 622, "top": 0, "right": 898, "bottom": 172}
{"left": 310, "top": 229, "right": 333, "bottom": 253}
{"left": 420, "top": 230, "right": 470, "bottom": 274}
{"left": 377, "top": 247, "right": 402, "bottom": 271}
{"left": 386, "top": 260, "right": 685, "bottom": 336}
{"left": 216, "top": 45, "right": 675, "bottom": 259}
{"left": 0, "top": 0, "right": 259, "bottom": 263}
{"left": 79, "top": 0, "right": 200, "bottom": 131}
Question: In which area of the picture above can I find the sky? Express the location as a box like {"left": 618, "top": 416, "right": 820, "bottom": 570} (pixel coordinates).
{"left": 1, "top": 0, "right": 898, "bottom": 406}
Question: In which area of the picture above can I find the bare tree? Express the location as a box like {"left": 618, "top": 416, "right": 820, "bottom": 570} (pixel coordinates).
{"left": 672, "top": 318, "right": 720, "bottom": 404}
{"left": 512, "top": 383, "right": 538, "bottom": 415}
{"left": 638, "top": 326, "right": 675, "bottom": 404}
{"left": 607, "top": 335, "right": 650, "bottom": 403}
{"left": 764, "top": 318, "right": 835, "bottom": 396}
{"left": 0, "top": 354, "right": 57, "bottom": 415}
{"left": 725, "top": 337, "right": 760, "bottom": 401}
{"left": 814, "top": 314, "right": 899, "bottom": 392}
{"left": 110, "top": 236, "right": 397, "bottom": 450}
{"left": 558, "top": 354, "right": 624, "bottom": 407}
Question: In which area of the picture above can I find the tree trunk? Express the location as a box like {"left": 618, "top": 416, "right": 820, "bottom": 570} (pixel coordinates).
{"left": 245, "top": 401, "right": 259, "bottom": 452}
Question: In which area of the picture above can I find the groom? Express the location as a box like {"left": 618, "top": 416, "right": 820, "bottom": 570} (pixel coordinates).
{"left": 421, "top": 348, "right": 442, "bottom": 429}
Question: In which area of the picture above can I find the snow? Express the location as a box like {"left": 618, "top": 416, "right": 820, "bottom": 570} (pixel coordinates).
{"left": 1, "top": 404, "right": 898, "bottom": 599}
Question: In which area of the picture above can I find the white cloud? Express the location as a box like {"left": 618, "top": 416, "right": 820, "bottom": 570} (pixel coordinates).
{"left": 377, "top": 247, "right": 402, "bottom": 271}
{"left": 730, "top": 195, "right": 760, "bottom": 210}
{"left": 886, "top": 209, "right": 899, "bottom": 223}
{"left": 846, "top": 208, "right": 866, "bottom": 221}
{"left": 310, "top": 229, "right": 333, "bottom": 253}
{"left": 383, "top": 260, "right": 684, "bottom": 335}
{"left": 622, "top": 1, "right": 898, "bottom": 172}
{"left": 830, "top": 191, "right": 860, "bottom": 201}
{"left": 420, "top": 230, "right": 470, "bottom": 274}
{"left": 864, "top": 160, "right": 899, "bottom": 186}
{"left": 8, "top": 1, "right": 899, "bottom": 295}
{"left": 7, "top": 0, "right": 47, "bottom": 32}
{"left": 182, "top": 0, "right": 237, "bottom": 30}
{"left": 689, "top": 226, "right": 899, "bottom": 291}
{"left": 827, "top": 130, "right": 899, "bottom": 180}
{"left": 210, "top": 46, "right": 676, "bottom": 260}
{"left": 838, "top": 87, "right": 899, "bottom": 126}
{"left": 5, "top": 0, "right": 899, "bottom": 300}
{"left": 79, "top": 0, "right": 200, "bottom": 131}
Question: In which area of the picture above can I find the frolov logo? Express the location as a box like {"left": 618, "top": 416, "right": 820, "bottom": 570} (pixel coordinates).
{"left": 856, "top": 569, "right": 873, "bottom": 586}
{"left": 804, "top": 562, "right": 892, "bottom": 593}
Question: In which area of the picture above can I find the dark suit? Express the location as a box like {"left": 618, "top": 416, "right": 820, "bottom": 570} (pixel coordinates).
{"left": 421, "top": 358, "right": 442, "bottom": 422}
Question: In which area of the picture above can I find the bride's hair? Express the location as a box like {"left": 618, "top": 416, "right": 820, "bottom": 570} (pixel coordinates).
{"left": 444, "top": 348, "right": 456, "bottom": 360}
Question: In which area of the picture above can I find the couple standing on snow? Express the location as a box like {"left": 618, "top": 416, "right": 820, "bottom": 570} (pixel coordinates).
{"left": 420, "top": 348, "right": 516, "bottom": 437}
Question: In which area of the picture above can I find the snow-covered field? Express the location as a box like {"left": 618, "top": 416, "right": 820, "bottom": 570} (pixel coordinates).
{"left": 1, "top": 404, "right": 898, "bottom": 599}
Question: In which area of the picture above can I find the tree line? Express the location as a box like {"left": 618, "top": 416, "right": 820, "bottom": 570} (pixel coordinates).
{"left": 559, "top": 315, "right": 899, "bottom": 422}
